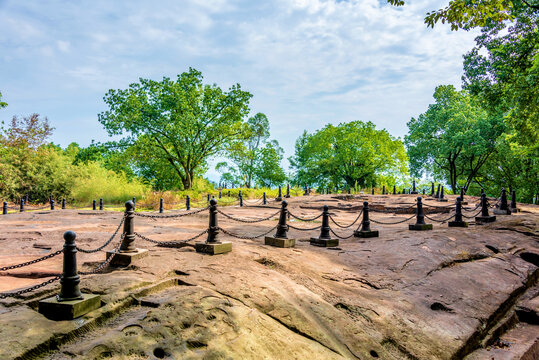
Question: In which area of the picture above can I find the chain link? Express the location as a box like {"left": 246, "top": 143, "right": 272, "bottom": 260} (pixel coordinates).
{"left": 369, "top": 203, "right": 417, "bottom": 213}
{"left": 421, "top": 202, "right": 456, "bottom": 209}
{"left": 461, "top": 209, "right": 483, "bottom": 219}
{"left": 133, "top": 206, "right": 208, "bottom": 218}
{"left": 288, "top": 223, "right": 322, "bottom": 231}
{"left": 218, "top": 225, "right": 278, "bottom": 239}
{"left": 0, "top": 276, "right": 61, "bottom": 299}
{"left": 329, "top": 209, "right": 363, "bottom": 229}
{"left": 79, "top": 233, "right": 124, "bottom": 275}
{"left": 135, "top": 229, "right": 208, "bottom": 246}
{"left": 216, "top": 208, "right": 281, "bottom": 223}
{"left": 76, "top": 215, "right": 125, "bottom": 253}
{"left": 288, "top": 211, "right": 323, "bottom": 222}
{"left": 0, "top": 249, "right": 63, "bottom": 272}
{"left": 370, "top": 214, "right": 416, "bottom": 225}
{"left": 329, "top": 227, "right": 356, "bottom": 239}
{"left": 424, "top": 213, "right": 455, "bottom": 223}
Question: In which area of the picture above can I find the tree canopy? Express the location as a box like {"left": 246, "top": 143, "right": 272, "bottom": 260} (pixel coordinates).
{"left": 98, "top": 68, "right": 252, "bottom": 189}
{"left": 290, "top": 121, "right": 408, "bottom": 190}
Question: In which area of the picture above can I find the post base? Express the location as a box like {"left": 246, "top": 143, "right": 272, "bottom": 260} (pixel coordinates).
{"left": 353, "top": 230, "right": 379, "bottom": 238}
{"left": 475, "top": 215, "right": 496, "bottom": 223}
{"left": 493, "top": 209, "right": 511, "bottom": 215}
{"left": 39, "top": 293, "right": 101, "bottom": 320}
{"left": 195, "top": 242, "right": 232, "bottom": 255}
{"left": 106, "top": 248, "right": 148, "bottom": 266}
{"left": 310, "top": 237, "right": 339, "bottom": 247}
{"left": 460, "top": 201, "right": 469, "bottom": 205}
{"left": 409, "top": 223, "right": 433, "bottom": 231}
{"left": 448, "top": 221, "right": 468, "bottom": 227}
{"left": 411, "top": 191, "right": 418, "bottom": 194}
{"left": 284, "top": 195, "right": 290, "bottom": 198}
{"left": 275, "top": 197, "right": 282, "bottom": 202}
{"left": 264, "top": 236, "right": 295, "bottom": 248}
{"left": 437, "top": 198, "right": 448, "bottom": 202}
{"left": 510, "top": 207, "right": 520, "bottom": 213}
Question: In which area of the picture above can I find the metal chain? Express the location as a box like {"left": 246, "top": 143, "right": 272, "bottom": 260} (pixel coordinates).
{"left": 424, "top": 213, "right": 455, "bottom": 223}
{"left": 218, "top": 225, "right": 278, "bottom": 239}
{"left": 370, "top": 214, "right": 416, "bottom": 225}
{"left": 134, "top": 229, "right": 208, "bottom": 245}
{"left": 422, "top": 202, "right": 456, "bottom": 209}
{"left": 133, "top": 206, "right": 208, "bottom": 218}
{"left": 0, "top": 249, "right": 63, "bottom": 272}
{"left": 216, "top": 208, "right": 281, "bottom": 223}
{"left": 463, "top": 203, "right": 481, "bottom": 212}
{"left": 329, "top": 227, "right": 356, "bottom": 239}
{"left": 288, "top": 211, "right": 323, "bottom": 222}
{"left": 461, "top": 209, "right": 483, "bottom": 219}
{"left": 369, "top": 203, "right": 417, "bottom": 213}
{"left": 329, "top": 209, "right": 363, "bottom": 229}
{"left": 288, "top": 223, "right": 323, "bottom": 231}
{"left": 76, "top": 215, "right": 126, "bottom": 253}
{"left": 0, "top": 276, "right": 61, "bottom": 299}
{"left": 79, "top": 234, "right": 124, "bottom": 275}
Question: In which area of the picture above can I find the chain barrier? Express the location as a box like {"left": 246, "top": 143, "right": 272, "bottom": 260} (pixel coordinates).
{"left": 288, "top": 211, "right": 323, "bottom": 222}
{"left": 421, "top": 202, "right": 456, "bottom": 209}
{"left": 243, "top": 198, "right": 264, "bottom": 206}
{"left": 218, "top": 225, "right": 278, "bottom": 240}
{"left": 329, "top": 209, "right": 363, "bottom": 229}
{"left": 216, "top": 208, "right": 280, "bottom": 223}
{"left": 461, "top": 209, "right": 483, "bottom": 219}
{"left": 329, "top": 227, "right": 356, "bottom": 239}
{"left": 76, "top": 215, "right": 126, "bottom": 253}
{"left": 133, "top": 206, "right": 208, "bottom": 218}
{"left": 0, "top": 249, "right": 63, "bottom": 272}
{"left": 424, "top": 213, "right": 455, "bottom": 223}
{"left": 370, "top": 214, "right": 416, "bottom": 225}
{"left": 135, "top": 229, "right": 208, "bottom": 246}
{"left": 288, "top": 223, "right": 322, "bottom": 231}
{"left": 79, "top": 234, "right": 124, "bottom": 275}
{"left": 0, "top": 276, "right": 61, "bottom": 299}
{"left": 462, "top": 203, "right": 481, "bottom": 212}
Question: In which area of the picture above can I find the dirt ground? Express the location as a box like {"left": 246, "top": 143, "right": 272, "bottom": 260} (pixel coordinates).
{"left": 0, "top": 194, "right": 538, "bottom": 360}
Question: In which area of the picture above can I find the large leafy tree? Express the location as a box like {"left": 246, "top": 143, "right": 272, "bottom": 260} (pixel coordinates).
{"left": 290, "top": 121, "right": 408, "bottom": 189}
{"left": 98, "top": 68, "right": 252, "bottom": 189}
{"left": 216, "top": 113, "right": 286, "bottom": 187}
{"left": 405, "top": 85, "right": 505, "bottom": 192}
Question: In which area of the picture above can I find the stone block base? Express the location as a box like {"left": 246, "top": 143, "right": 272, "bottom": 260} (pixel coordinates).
{"left": 275, "top": 197, "right": 282, "bottom": 202}
{"left": 264, "top": 236, "right": 295, "bottom": 248}
{"left": 354, "top": 230, "right": 379, "bottom": 238}
{"left": 448, "top": 221, "right": 468, "bottom": 227}
{"left": 409, "top": 223, "right": 433, "bottom": 231}
{"left": 310, "top": 237, "right": 339, "bottom": 247}
{"left": 476, "top": 215, "right": 496, "bottom": 223}
{"left": 106, "top": 248, "right": 148, "bottom": 266}
{"left": 510, "top": 207, "right": 520, "bottom": 213}
{"left": 39, "top": 293, "right": 101, "bottom": 320}
{"left": 493, "top": 209, "right": 511, "bottom": 215}
{"left": 195, "top": 242, "right": 232, "bottom": 255}
{"left": 284, "top": 195, "right": 290, "bottom": 198}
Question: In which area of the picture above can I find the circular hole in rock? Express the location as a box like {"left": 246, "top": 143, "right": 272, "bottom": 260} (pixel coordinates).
{"left": 520, "top": 252, "right": 539, "bottom": 267}
{"left": 430, "top": 302, "right": 453, "bottom": 312}
{"left": 370, "top": 350, "right": 379, "bottom": 358}
{"left": 153, "top": 348, "right": 166, "bottom": 359}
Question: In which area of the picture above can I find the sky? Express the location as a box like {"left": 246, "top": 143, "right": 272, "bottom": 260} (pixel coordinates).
{"left": 0, "top": 0, "right": 479, "bottom": 181}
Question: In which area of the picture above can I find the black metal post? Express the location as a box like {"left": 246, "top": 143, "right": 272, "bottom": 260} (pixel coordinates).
{"left": 219, "top": 191, "right": 222, "bottom": 199}
{"left": 186, "top": 196, "right": 190, "bottom": 210}
{"left": 20, "top": 199, "right": 24, "bottom": 212}
{"left": 348, "top": 187, "right": 351, "bottom": 194}
{"left": 481, "top": 194, "right": 489, "bottom": 217}
{"left": 50, "top": 199, "right": 55, "bottom": 210}
{"left": 460, "top": 187, "right": 465, "bottom": 203}
{"left": 228, "top": 190, "right": 231, "bottom": 197}
{"left": 132, "top": 197, "right": 136, "bottom": 209}
{"left": 239, "top": 194, "right": 243, "bottom": 207}
{"left": 411, "top": 180, "right": 417, "bottom": 194}
{"left": 207, "top": 194, "right": 210, "bottom": 202}
{"left": 119, "top": 201, "right": 136, "bottom": 252}
{"left": 372, "top": 188, "right": 375, "bottom": 195}
{"left": 511, "top": 190, "right": 517, "bottom": 209}
{"left": 62, "top": 198, "right": 66, "bottom": 209}
{"left": 431, "top": 182, "right": 435, "bottom": 196}
{"left": 500, "top": 188, "right": 508, "bottom": 211}
{"left": 277, "top": 186, "right": 282, "bottom": 201}
{"left": 92, "top": 200, "right": 96, "bottom": 210}
{"left": 382, "top": 185, "right": 385, "bottom": 195}
{"left": 263, "top": 192, "right": 267, "bottom": 205}
{"left": 449, "top": 197, "right": 468, "bottom": 227}
{"left": 159, "top": 198, "right": 164, "bottom": 213}
{"left": 393, "top": 185, "right": 396, "bottom": 195}
{"left": 318, "top": 205, "right": 331, "bottom": 240}
{"left": 57, "top": 231, "right": 83, "bottom": 301}
{"left": 415, "top": 197, "right": 425, "bottom": 225}
{"left": 286, "top": 184, "right": 290, "bottom": 198}
{"left": 99, "top": 198, "right": 103, "bottom": 211}
{"left": 3, "top": 201, "right": 7, "bottom": 215}
{"left": 274, "top": 201, "right": 289, "bottom": 239}
{"left": 206, "top": 198, "right": 219, "bottom": 243}
{"left": 435, "top": 184, "right": 440, "bottom": 198}
{"left": 440, "top": 186, "right": 444, "bottom": 199}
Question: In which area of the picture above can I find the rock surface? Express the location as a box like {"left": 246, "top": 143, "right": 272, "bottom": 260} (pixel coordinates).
{"left": 0, "top": 194, "right": 537, "bottom": 359}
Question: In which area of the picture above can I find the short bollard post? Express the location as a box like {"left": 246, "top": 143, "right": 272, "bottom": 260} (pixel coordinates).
{"left": 92, "top": 200, "right": 96, "bottom": 210}
{"left": 38, "top": 231, "right": 101, "bottom": 320}
{"left": 303, "top": 185, "right": 309, "bottom": 196}
{"left": 219, "top": 191, "right": 222, "bottom": 199}
{"left": 435, "top": 184, "right": 440, "bottom": 198}
{"left": 460, "top": 187, "right": 468, "bottom": 205}
{"left": 285, "top": 184, "right": 290, "bottom": 198}
{"left": 276, "top": 186, "right": 282, "bottom": 201}
{"left": 3, "top": 201, "right": 7, "bottom": 215}
{"left": 239, "top": 194, "right": 243, "bottom": 207}
{"left": 132, "top": 197, "right": 136, "bottom": 208}
{"left": 422, "top": 189, "right": 426, "bottom": 195}
{"left": 430, "top": 182, "right": 435, "bottom": 196}
{"left": 228, "top": 190, "right": 231, "bottom": 197}
{"left": 310, "top": 205, "right": 338, "bottom": 247}
{"left": 263, "top": 192, "right": 267, "bottom": 205}
{"left": 494, "top": 188, "right": 511, "bottom": 215}
{"left": 354, "top": 201, "right": 379, "bottom": 238}
{"left": 393, "top": 185, "right": 396, "bottom": 195}
{"left": 409, "top": 197, "right": 433, "bottom": 230}
{"left": 50, "top": 199, "right": 55, "bottom": 210}
{"left": 348, "top": 187, "right": 351, "bottom": 194}
{"left": 437, "top": 186, "right": 448, "bottom": 202}
{"left": 265, "top": 201, "right": 295, "bottom": 247}
{"left": 382, "top": 185, "right": 386, "bottom": 195}
{"left": 62, "top": 198, "right": 66, "bottom": 209}
{"left": 476, "top": 194, "right": 496, "bottom": 223}
{"left": 207, "top": 194, "right": 210, "bottom": 202}
{"left": 449, "top": 197, "right": 468, "bottom": 227}
{"left": 99, "top": 198, "right": 103, "bottom": 211}
{"left": 159, "top": 198, "right": 164, "bottom": 213}
{"left": 372, "top": 188, "right": 375, "bottom": 195}
{"left": 106, "top": 201, "right": 148, "bottom": 266}
{"left": 411, "top": 180, "right": 418, "bottom": 194}
{"left": 20, "top": 199, "right": 24, "bottom": 212}
{"left": 186, "top": 196, "right": 190, "bottom": 210}
{"left": 196, "top": 199, "right": 232, "bottom": 255}
{"left": 510, "top": 190, "right": 520, "bottom": 212}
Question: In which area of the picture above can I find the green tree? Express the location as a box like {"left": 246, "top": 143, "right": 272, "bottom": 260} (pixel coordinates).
{"left": 405, "top": 85, "right": 505, "bottom": 192}
{"left": 98, "top": 68, "right": 252, "bottom": 189}
{"left": 290, "top": 121, "right": 408, "bottom": 189}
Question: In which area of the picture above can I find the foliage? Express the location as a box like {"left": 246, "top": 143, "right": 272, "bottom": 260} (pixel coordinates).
{"left": 98, "top": 68, "right": 252, "bottom": 190}
{"left": 217, "top": 113, "right": 286, "bottom": 188}
{"left": 405, "top": 85, "right": 505, "bottom": 193}
{"left": 0, "top": 91, "right": 7, "bottom": 108}
{"left": 289, "top": 121, "right": 408, "bottom": 189}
